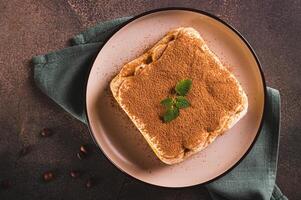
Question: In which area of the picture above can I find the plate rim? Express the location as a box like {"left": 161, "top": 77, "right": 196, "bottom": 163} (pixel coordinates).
{"left": 84, "top": 7, "right": 268, "bottom": 188}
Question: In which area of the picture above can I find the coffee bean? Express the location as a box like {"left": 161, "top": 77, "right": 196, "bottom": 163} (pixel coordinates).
{"left": 1, "top": 179, "right": 12, "bottom": 189}
{"left": 40, "top": 128, "right": 52, "bottom": 137}
{"left": 18, "top": 146, "right": 31, "bottom": 157}
{"left": 85, "top": 178, "right": 93, "bottom": 189}
{"left": 77, "top": 151, "right": 86, "bottom": 160}
{"left": 70, "top": 170, "right": 80, "bottom": 178}
{"left": 43, "top": 171, "right": 54, "bottom": 182}
{"left": 80, "top": 145, "right": 88, "bottom": 154}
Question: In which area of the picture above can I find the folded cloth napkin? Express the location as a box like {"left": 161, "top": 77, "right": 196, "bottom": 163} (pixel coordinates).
{"left": 32, "top": 17, "right": 288, "bottom": 200}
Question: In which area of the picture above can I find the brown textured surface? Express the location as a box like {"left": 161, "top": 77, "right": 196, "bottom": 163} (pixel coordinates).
{"left": 0, "top": 0, "right": 300, "bottom": 199}
{"left": 118, "top": 28, "right": 244, "bottom": 159}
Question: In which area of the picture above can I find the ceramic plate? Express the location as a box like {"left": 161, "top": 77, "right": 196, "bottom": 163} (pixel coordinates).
{"left": 85, "top": 8, "right": 266, "bottom": 187}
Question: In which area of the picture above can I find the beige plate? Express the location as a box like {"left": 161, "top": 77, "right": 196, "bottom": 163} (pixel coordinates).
{"left": 85, "top": 8, "right": 266, "bottom": 187}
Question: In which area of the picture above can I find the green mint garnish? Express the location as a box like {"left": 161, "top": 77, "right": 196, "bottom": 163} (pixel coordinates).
{"left": 175, "top": 79, "right": 192, "bottom": 96}
{"left": 161, "top": 79, "right": 192, "bottom": 123}
{"left": 175, "top": 96, "right": 190, "bottom": 108}
{"left": 160, "top": 97, "right": 174, "bottom": 108}
{"left": 163, "top": 106, "right": 179, "bottom": 123}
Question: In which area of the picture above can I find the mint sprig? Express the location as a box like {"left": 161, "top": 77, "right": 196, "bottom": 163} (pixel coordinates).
{"left": 161, "top": 79, "right": 192, "bottom": 123}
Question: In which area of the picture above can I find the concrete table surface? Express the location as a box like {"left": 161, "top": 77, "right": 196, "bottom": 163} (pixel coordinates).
{"left": 0, "top": 0, "right": 300, "bottom": 199}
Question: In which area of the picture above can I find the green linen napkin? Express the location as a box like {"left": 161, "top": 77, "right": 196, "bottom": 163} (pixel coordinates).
{"left": 32, "top": 17, "right": 288, "bottom": 200}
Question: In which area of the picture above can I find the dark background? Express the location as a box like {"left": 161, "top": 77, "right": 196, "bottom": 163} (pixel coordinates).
{"left": 0, "top": 0, "right": 300, "bottom": 199}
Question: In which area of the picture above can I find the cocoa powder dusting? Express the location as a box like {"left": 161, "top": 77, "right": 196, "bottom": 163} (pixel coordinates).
{"left": 119, "top": 31, "right": 243, "bottom": 158}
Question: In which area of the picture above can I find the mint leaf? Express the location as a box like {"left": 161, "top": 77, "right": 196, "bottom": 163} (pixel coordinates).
{"left": 175, "top": 96, "right": 190, "bottom": 108}
{"left": 175, "top": 79, "right": 192, "bottom": 96}
{"left": 160, "top": 98, "right": 174, "bottom": 108}
{"left": 163, "top": 107, "right": 179, "bottom": 123}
